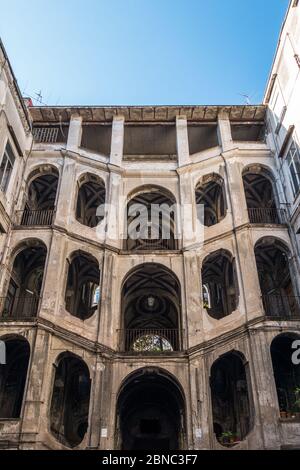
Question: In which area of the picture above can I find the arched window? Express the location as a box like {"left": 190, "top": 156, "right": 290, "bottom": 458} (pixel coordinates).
{"left": 210, "top": 352, "right": 253, "bottom": 446}
{"left": 121, "top": 263, "right": 182, "bottom": 352}
{"left": 271, "top": 334, "right": 300, "bottom": 419}
{"left": 202, "top": 250, "right": 239, "bottom": 319}
{"left": 1, "top": 241, "right": 47, "bottom": 320}
{"left": 195, "top": 174, "right": 226, "bottom": 227}
{"left": 19, "top": 167, "right": 59, "bottom": 226}
{"left": 125, "top": 186, "right": 177, "bottom": 251}
{"left": 76, "top": 174, "right": 105, "bottom": 228}
{"left": 254, "top": 237, "right": 300, "bottom": 318}
{"left": 0, "top": 337, "right": 30, "bottom": 418}
{"left": 242, "top": 166, "right": 284, "bottom": 224}
{"left": 65, "top": 251, "right": 100, "bottom": 320}
{"left": 50, "top": 354, "right": 91, "bottom": 447}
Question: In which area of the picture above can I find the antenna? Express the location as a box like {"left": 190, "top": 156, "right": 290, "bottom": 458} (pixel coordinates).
{"left": 34, "top": 90, "right": 43, "bottom": 104}
{"left": 238, "top": 93, "right": 251, "bottom": 105}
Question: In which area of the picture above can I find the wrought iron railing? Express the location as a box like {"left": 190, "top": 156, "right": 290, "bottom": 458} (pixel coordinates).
{"left": 119, "top": 328, "right": 182, "bottom": 353}
{"left": 262, "top": 294, "right": 300, "bottom": 319}
{"left": 247, "top": 207, "right": 286, "bottom": 225}
{"left": 0, "top": 295, "right": 40, "bottom": 320}
{"left": 33, "top": 127, "right": 59, "bottom": 143}
{"left": 125, "top": 237, "right": 177, "bottom": 251}
{"left": 15, "top": 209, "right": 55, "bottom": 226}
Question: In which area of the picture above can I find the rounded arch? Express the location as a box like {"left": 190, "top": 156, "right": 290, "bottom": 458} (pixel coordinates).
{"left": 121, "top": 261, "right": 181, "bottom": 291}
{"left": 65, "top": 250, "right": 100, "bottom": 320}
{"left": 75, "top": 172, "right": 106, "bottom": 228}
{"left": 242, "top": 163, "right": 276, "bottom": 182}
{"left": 9, "top": 237, "right": 48, "bottom": 264}
{"left": 254, "top": 236, "right": 299, "bottom": 318}
{"left": 1, "top": 239, "right": 47, "bottom": 320}
{"left": 116, "top": 366, "right": 186, "bottom": 450}
{"left": 25, "top": 164, "right": 60, "bottom": 187}
{"left": 242, "top": 164, "right": 281, "bottom": 224}
{"left": 195, "top": 173, "right": 227, "bottom": 227}
{"left": 120, "top": 263, "right": 182, "bottom": 352}
{"left": 201, "top": 249, "right": 239, "bottom": 319}
{"left": 77, "top": 171, "right": 105, "bottom": 189}
{"left": 0, "top": 335, "right": 30, "bottom": 418}
{"left": 126, "top": 184, "right": 177, "bottom": 204}
{"left": 49, "top": 351, "right": 91, "bottom": 448}
{"left": 254, "top": 235, "right": 291, "bottom": 254}
{"left": 125, "top": 185, "right": 177, "bottom": 251}
{"left": 210, "top": 349, "right": 254, "bottom": 446}
{"left": 270, "top": 333, "right": 300, "bottom": 418}
{"left": 67, "top": 248, "right": 99, "bottom": 267}
{"left": 21, "top": 166, "right": 59, "bottom": 225}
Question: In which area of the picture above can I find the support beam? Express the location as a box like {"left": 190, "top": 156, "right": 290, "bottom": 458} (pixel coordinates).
{"left": 176, "top": 116, "right": 190, "bottom": 167}
{"left": 110, "top": 116, "right": 124, "bottom": 167}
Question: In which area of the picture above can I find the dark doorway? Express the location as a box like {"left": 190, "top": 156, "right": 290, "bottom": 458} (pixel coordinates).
{"left": 50, "top": 353, "right": 91, "bottom": 447}
{"left": 271, "top": 334, "right": 300, "bottom": 416}
{"left": 210, "top": 351, "right": 253, "bottom": 446}
{"left": 0, "top": 337, "right": 30, "bottom": 418}
{"left": 117, "top": 368, "right": 185, "bottom": 450}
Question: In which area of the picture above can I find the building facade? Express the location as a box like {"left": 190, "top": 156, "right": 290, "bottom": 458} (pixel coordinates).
{"left": 0, "top": 3, "right": 300, "bottom": 451}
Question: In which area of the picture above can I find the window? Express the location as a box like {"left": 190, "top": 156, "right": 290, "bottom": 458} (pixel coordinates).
{"left": 0, "top": 141, "right": 15, "bottom": 192}
{"left": 286, "top": 141, "right": 300, "bottom": 196}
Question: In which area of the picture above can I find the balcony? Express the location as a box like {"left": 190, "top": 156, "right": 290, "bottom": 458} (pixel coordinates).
{"left": 15, "top": 209, "right": 55, "bottom": 227}
{"left": 262, "top": 294, "right": 300, "bottom": 319}
{"left": 247, "top": 207, "right": 286, "bottom": 225}
{"left": 125, "top": 238, "right": 177, "bottom": 251}
{"left": 119, "top": 328, "right": 183, "bottom": 353}
{"left": 0, "top": 295, "right": 40, "bottom": 321}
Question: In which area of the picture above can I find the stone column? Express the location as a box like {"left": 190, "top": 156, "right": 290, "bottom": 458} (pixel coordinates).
{"left": 39, "top": 231, "right": 67, "bottom": 320}
{"left": 110, "top": 116, "right": 124, "bottom": 167}
{"left": 20, "top": 329, "right": 51, "bottom": 447}
{"left": 176, "top": 116, "right": 190, "bottom": 167}
{"left": 248, "top": 330, "right": 281, "bottom": 449}
{"left": 98, "top": 251, "right": 119, "bottom": 350}
{"left": 55, "top": 156, "right": 77, "bottom": 229}
{"left": 217, "top": 112, "right": 234, "bottom": 152}
{"left": 66, "top": 115, "right": 82, "bottom": 152}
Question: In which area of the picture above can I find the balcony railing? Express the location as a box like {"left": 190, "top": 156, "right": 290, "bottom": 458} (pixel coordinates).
{"left": 262, "top": 294, "right": 300, "bottom": 319}
{"left": 15, "top": 209, "right": 55, "bottom": 227}
{"left": 119, "top": 328, "right": 182, "bottom": 353}
{"left": 248, "top": 207, "right": 286, "bottom": 225}
{"left": 0, "top": 296, "right": 40, "bottom": 320}
{"left": 125, "top": 238, "right": 177, "bottom": 251}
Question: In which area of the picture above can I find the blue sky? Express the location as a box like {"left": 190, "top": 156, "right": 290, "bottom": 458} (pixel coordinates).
{"left": 0, "top": 0, "right": 289, "bottom": 106}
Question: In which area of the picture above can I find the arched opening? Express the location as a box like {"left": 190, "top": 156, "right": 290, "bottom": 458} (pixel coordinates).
{"left": 1, "top": 241, "right": 47, "bottom": 319}
{"left": 121, "top": 263, "right": 182, "bottom": 352}
{"left": 19, "top": 167, "right": 59, "bottom": 226}
{"left": 0, "top": 337, "right": 30, "bottom": 418}
{"left": 210, "top": 351, "right": 253, "bottom": 446}
{"left": 202, "top": 250, "right": 239, "bottom": 319}
{"left": 65, "top": 251, "right": 100, "bottom": 320}
{"left": 50, "top": 353, "right": 91, "bottom": 447}
{"left": 254, "top": 238, "right": 300, "bottom": 318}
{"left": 271, "top": 334, "right": 300, "bottom": 419}
{"left": 125, "top": 186, "right": 177, "bottom": 251}
{"left": 76, "top": 173, "right": 105, "bottom": 228}
{"left": 195, "top": 174, "right": 226, "bottom": 227}
{"left": 116, "top": 368, "right": 185, "bottom": 450}
{"left": 242, "top": 166, "right": 284, "bottom": 224}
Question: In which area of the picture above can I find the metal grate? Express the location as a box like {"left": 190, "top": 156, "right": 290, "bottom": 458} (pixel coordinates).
{"left": 248, "top": 207, "right": 286, "bottom": 225}
{"left": 15, "top": 209, "right": 55, "bottom": 226}
{"left": 33, "top": 127, "right": 59, "bottom": 143}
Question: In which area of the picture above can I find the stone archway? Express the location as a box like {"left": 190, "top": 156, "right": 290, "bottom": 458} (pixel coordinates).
{"left": 116, "top": 368, "right": 186, "bottom": 450}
